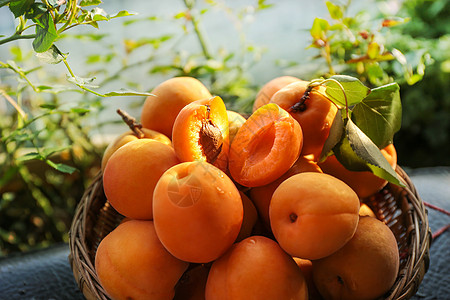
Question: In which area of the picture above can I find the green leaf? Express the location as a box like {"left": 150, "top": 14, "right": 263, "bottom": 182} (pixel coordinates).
{"left": 42, "top": 146, "right": 70, "bottom": 157}
{"left": 310, "top": 18, "right": 329, "bottom": 40}
{"left": 325, "top": 75, "right": 371, "bottom": 107}
{"left": 71, "top": 107, "right": 90, "bottom": 114}
{"left": 35, "top": 44, "right": 65, "bottom": 64}
{"left": 102, "top": 89, "right": 154, "bottom": 97}
{"left": 16, "top": 152, "right": 42, "bottom": 162}
{"left": 39, "top": 103, "right": 57, "bottom": 109}
{"left": 24, "top": 2, "right": 46, "bottom": 19}
{"left": 45, "top": 160, "right": 77, "bottom": 174}
{"left": 67, "top": 75, "right": 98, "bottom": 88}
{"left": 352, "top": 83, "right": 402, "bottom": 148}
{"left": 319, "top": 108, "right": 345, "bottom": 162}
{"left": 91, "top": 7, "right": 109, "bottom": 21}
{"left": 32, "top": 12, "right": 58, "bottom": 53}
{"left": 79, "top": 0, "right": 102, "bottom": 7}
{"left": 326, "top": 1, "right": 343, "bottom": 20}
{"left": 111, "top": 10, "right": 136, "bottom": 18}
{"left": 9, "top": 0, "right": 34, "bottom": 18}
{"left": 345, "top": 119, "right": 404, "bottom": 186}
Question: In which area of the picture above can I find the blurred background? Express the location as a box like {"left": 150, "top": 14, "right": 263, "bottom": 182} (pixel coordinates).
{"left": 0, "top": 0, "right": 449, "bottom": 255}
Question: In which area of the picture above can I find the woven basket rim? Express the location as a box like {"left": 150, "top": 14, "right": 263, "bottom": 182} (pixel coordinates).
{"left": 68, "top": 166, "right": 432, "bottom": 300}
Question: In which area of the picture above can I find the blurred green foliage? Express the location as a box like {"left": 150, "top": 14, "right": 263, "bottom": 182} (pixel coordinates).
{"left": 0, "top": 0, "right": 448, "bottom": 256}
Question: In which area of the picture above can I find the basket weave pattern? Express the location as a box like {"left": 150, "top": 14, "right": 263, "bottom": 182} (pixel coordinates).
{"left": 69, "top": 166, "right": 431, "bottom": 300}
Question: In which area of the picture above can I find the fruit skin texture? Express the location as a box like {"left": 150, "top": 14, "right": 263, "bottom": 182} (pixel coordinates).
{"left": 312, "top": 216, "right": 400, "bottom": 300}
{"left": 249, "top": 155, "right": 322, "bottom": 231}
{"left": 172, "top": 96, "right": 229, "bottom": 172}
{"left": 153, "top": 161, "right": 243, "bottom": 263}
{"left": 270, "top": 80, "right": 338, "bottom": 160}
{"left": 269, "top": 172, "right": 360, "bottom": 260}
{"left": 101, "top": 128, "right": 172, "bottom": 171}
{"left": 95, "top": 220, "right": 189, "bottom": 300}
{"left": 205, "top": 235, "right": 308, "bottom": 300}
{"left": 229, "top": 103, "right": 303, "bottom": 187}
{"left": 140, "top": 77, "right": 212, "bottom": 138}
{"left": 103, "top": 139, "right": 179, "bottom": 220}
{"left": 252, "top": 75, "right": 301, "bottom": 112}
{"left": 319, "top": 144, "right": 397, "bottom": 198}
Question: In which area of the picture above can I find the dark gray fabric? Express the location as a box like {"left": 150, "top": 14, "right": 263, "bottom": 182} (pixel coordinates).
{"left": 0, "top": 167, "right": 448, "bottom": 299}
{"left": 0, "top": 243, "right": 85, "bottom": 300}
{"left": 407, "top": 167, "right": 450, "bottom": 300}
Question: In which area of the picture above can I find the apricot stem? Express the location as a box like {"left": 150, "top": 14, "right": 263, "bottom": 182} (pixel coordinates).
{"left": 289, "top": 85, "right": 314, "bottom": 113}
{"left": 116, "top": 109, "right": 144, "bottom": 138}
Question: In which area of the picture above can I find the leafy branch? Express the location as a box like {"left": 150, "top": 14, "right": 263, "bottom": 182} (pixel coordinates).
{"left": 314, "top": 75, "right": 404, "bottom": 187}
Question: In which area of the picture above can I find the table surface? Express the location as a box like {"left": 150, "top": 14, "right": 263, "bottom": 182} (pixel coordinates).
{"left": 0, "top": 166, "right": 449, "bottom": 300}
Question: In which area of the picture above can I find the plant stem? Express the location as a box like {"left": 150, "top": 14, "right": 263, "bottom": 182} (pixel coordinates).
{"left": 0, "top": 34, "right": 36, "bottom": 46}
{"left": 182, "top": 0, "right": 212, "bottom": 60}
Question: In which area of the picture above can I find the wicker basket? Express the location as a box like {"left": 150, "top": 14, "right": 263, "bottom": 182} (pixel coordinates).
{"left": 69, "top": 166, "right": 431, "bottom": 300}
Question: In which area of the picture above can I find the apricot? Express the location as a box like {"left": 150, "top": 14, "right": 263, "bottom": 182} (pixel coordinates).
{"left": 269, "top": 172, "right": 360, "bottom": 260}
{"left": 226, "top": 110, "right": 246, "bottom": 143}
{"left": 318, "top": 144, "right": 397, "bottom": 198}
{"left": 101, "top": 128, "right": 171, "bottom": 171}
{"left": 174, "top": 264, "right": 210, "bottom": 300}
{"left": 153, "top": 161, "right": 243, "bottom": 263}
{"left": 359, "top": 203, "right": 376, "bottom": 218}
{"left": 140, "top": 77, "right": 212, "bottom": 138}
{"left": 95, "top": 220, "right": 189, "bottom": 300}
{"left": 205, "top": 236, "right": 308, "bottom": 300}
{"left": 270, "top": 80, "right": 338, "bottom": 160}
{"left": 253, "top": 75, "right": 301, "bottom": 112}
{"left": 235, "top": 191, "right": 258, "bottom": 242}
{"left": 294, "top": 258, "right": 323, "bottom": 300}
{"left": 312, "top": 216, "right": 400, "bottom": 300}
{"left": 172, "top": 96, "right": 229, "bottom": 172}
{"left": 249, "top": 155, "right": 322, "bottom": 230}
{"left": 103, "top": 139, "right": 179, "bottom": 220}
{"left": 229, "top": 103, "right": 303, "bottom": 187}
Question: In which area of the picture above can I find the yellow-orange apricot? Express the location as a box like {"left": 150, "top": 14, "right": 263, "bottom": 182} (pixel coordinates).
{"left": 270, "top": 81, "right": 338, "bottom": 160}
{"left": 101, "top": 128, "right": 171, "bottom": 171}
{"left": 103, "top": 139, "right": 179, "bottom": 220}
{"left": 153, "top": 161, "right": 243, "bottom": 263}
{"left": 205, "top": 235, "right": 308, "bottom": 300}
{"left": 293, "top": 258, "right": 323, "bottom": 300}
{"left": 269, "top": 172, "right": 360, "bottom": 260}
{"left": 253, "top": 76, "right": 301, "bottom": 112}
{"left": 226, "top": 110, "right": 247, "bottom": 143}
{"left": 95, "top": 220, "right": 189, "bottom": 300}
{"left": 318, "top": 144, "right": 397, "bottom": 198}
{"left": 140, "top": 77, "right": 212, "bottom": 138}
{"left": 249, "top": 155, "right": 322, "bottom": 230}
{"left": 312, "top": 216, "right": 399, "bottom": 300}
{"left": 174, "top": 264, "right": 210, "bottom": 300}
{"left": 229, "top": 103, "right": 303, "bottom": 187}
{"left": 359, "top": 203, "right": 376, "bottom": 218}
{"left": 235, "top": 191, "right": 259, "bottom": 242}
{"left": 172, "top": 96, "right": 229, "bottom": 172}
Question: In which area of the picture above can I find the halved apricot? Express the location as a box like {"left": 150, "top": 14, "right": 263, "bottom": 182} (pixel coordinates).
{"left": 228, "top": 103, "right": 303, "bottom": 187}
{"left": 172, "top": 96, "right": 229, "bottom": 172}
{"left": 140, "top": 77, "right": 212, "bottom": 138}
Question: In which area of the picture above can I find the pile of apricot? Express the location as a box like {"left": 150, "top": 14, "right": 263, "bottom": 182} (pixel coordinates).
{"left": 96, "top": 76, "right": 400, "bottom": 300}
